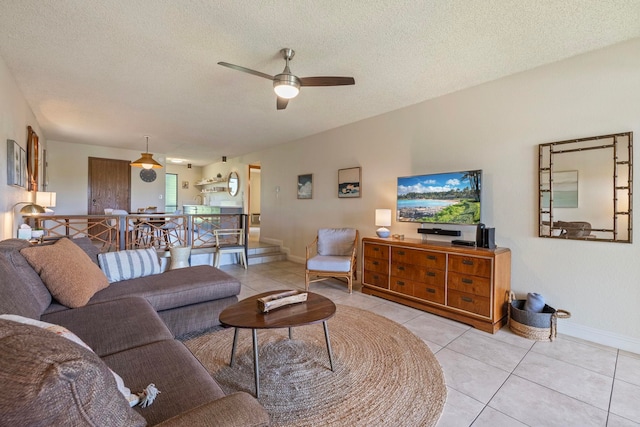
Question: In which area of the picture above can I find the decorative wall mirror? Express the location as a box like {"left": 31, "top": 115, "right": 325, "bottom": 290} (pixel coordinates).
{"left": 538, "top": 132, "right": 633, "bottom": 243}
{"left": 228, "top": 171, "right": 239, "bottom": 197}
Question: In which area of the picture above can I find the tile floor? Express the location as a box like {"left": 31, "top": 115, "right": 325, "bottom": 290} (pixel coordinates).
{"left": 218, "top": 260, "right": 640, "bottom": 427}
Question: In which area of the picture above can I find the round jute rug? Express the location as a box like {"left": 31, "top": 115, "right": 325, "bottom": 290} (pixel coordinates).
{"left": 184, "top": 304, "right": 446, "bottom": 426}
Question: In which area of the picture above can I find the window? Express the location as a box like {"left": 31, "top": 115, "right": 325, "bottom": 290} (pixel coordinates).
{"left": 165, "top": 173, "right": 178, "bottom": 212}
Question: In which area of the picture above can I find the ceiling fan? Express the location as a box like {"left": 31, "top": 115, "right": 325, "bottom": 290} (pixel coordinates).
{"left": 218, "top": 48, "right": 355, "bottom": 110}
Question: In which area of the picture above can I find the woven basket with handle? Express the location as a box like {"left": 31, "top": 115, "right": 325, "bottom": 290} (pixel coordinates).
{"left": 508, "top": 292, "right": 571, "bottom": 341}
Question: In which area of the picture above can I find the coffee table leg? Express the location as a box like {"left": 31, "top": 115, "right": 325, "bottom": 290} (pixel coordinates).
{"left": 323, "top": 321, "right": 334, "bottom": 371}
{"left": 252, "top": 329, "right": 260, "bottom": 398}
{"left": 229, "top": 328, "right": 239, "bottom": 367}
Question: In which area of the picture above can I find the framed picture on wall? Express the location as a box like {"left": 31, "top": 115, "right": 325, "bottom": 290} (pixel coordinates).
{"left": 6, "top": 139, "right": 22, "bottom": 187}
{"left": 338, "top": 167, "right": 361, "bottom": 198}
{"left": 182, "top": 181, "right": 189, "bottom": 189}
{"left": 297, "top": 174, "right": 313, "bottom": 199}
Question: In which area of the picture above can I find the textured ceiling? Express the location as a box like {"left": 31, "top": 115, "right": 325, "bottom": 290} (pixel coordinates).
{"left": 1, "top": 1, "right": 639, "bottom": 165}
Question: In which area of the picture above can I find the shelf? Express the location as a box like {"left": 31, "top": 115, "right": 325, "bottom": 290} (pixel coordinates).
{"left": 195, "top": 177, "right": 228, "bottom": 186}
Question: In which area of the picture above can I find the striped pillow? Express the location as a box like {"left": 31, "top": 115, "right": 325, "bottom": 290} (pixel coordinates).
{"left": 98, "top": 248, "right": 161, "bottom": 283}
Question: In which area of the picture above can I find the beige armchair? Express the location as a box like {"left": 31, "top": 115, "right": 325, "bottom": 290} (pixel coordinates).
{"left": 305, "top": 228, "right": 359, "bottom": 294}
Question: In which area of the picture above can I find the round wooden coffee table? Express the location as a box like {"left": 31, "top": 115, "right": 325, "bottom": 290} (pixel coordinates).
{"left": 219, "top": 290, "right": 337, "bottom": 397}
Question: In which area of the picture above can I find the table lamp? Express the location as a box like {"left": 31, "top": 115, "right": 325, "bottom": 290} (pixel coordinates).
{"left": 375, "top": 209, "right": 392, "bottom": 238}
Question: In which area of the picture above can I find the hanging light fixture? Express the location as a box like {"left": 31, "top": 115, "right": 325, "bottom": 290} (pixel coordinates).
{"left": 131, "top": 136, "right": 163, "bottom": 169}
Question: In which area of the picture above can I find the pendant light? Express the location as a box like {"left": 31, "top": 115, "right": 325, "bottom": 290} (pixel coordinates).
{"left": 131, "top": 136, "right": 163, "bottom": 169}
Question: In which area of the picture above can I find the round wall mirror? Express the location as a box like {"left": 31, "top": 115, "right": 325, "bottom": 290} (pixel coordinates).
{"left": 228, "top": 171, "right": 239, "bottom": 197}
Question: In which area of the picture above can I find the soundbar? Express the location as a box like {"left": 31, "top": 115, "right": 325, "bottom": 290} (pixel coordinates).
{"left": 417, "top": 228, "right": 461, "bottom": 236}
{"left": 452, "top": 239, "right": 477, "bottom": 247}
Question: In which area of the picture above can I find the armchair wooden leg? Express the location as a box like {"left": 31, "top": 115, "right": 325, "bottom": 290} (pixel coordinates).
{"left": 305, "top": 271, "right": 310, "bottom": 291}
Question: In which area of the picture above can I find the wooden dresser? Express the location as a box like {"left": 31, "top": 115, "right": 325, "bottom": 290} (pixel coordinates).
{"left": 361, "top": 237, "right": 511, "bottom": 333}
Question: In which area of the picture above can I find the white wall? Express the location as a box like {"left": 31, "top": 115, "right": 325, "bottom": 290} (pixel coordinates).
{"left": 0, "top": 55, "right": 45, "bottom": 239}
{"left": 237, "top": 38, "right": 640, "bottom": 352}
{"left": 165, "top": 163, "right": 203, "bottom": 210}
{"left": 47, "top": 140, "right": 166, "bottom": 214}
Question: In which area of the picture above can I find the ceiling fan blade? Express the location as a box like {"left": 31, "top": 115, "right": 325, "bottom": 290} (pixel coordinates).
{"left": 299, "top": 76, "right": 355, "bottom": 86}
{"left": 218, "top": 62, "right": 274, "bottom": 80}
{"left": 276, "top": 97, "right": 289, "bottom": 110}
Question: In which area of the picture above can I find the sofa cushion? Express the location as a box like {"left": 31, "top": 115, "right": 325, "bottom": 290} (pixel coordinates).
{"left": 103, "top": 339, "right": 226, "bottom": 426}
{"left": 20, "top": 238, "right": 109, "bottom": 308}
{"left": 0, "top": 314, "right": 140, "bottom": 407}
{"left": 0, "top": 239, "right": 52, "bottom": 317}
{"left": 42, "top": 297, "right": 174, "bottom": 357}
{"left": 317, "top": 228, "right": 356, "bottom": 256}
{"left": 90, "top": 265, "right": 241, "bottom": 311}
{"left": 98, "top": 247, "right": 162, "bottom": 283}
{"left": 0, "top": 318, "right": 146, "bottom": 426}
{"left": 307, "top": 255, "right": 353, "bottom": 272}
{"left": 70, "top": 236, "right": 102, "bottom": 265}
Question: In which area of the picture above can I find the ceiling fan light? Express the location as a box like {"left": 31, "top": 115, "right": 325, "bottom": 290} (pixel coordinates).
{"left": 273, "top": 74, "right": 300, "bottom": 99}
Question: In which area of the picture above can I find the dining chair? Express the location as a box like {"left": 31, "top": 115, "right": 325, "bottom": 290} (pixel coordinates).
{"left": 213, "top": 229, "right": 247, "bottom": 269}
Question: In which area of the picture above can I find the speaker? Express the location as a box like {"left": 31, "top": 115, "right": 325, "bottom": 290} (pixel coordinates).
{"left": 475, "top": 223, "right": 485, "bottom": 248}
{"left": 417, "top": 228, "right": 461, "bottom": 236}
{"left": 483, "top": 227, "right": 496, "bottom": 249}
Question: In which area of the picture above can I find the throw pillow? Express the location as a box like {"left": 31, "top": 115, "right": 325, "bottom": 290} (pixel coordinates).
{"left": 20, "top": 238, "right": 109, "bottom": 308}
{"left": 317, "top": 228, "right": 356, "bottom": 256}
{"left": 0, "top": 317, "right": 145, "bottom": 424}
{"left": 0, "top": 314, "right": 140, "bottom": 407}
{"left": 98, "top": 247, "right": 161, "bottom": 283}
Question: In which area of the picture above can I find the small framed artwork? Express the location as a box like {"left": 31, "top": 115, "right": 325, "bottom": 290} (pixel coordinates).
{"left": 6, "top": 139, "right": 22, "bottom": 187}
{"left": 338, "top": 167, "right": 361, "bottom": 198}
{"left": 182, "top": 181, "right": 189, "bottom": 189}
{"left": 20, "top": 147, "right": 27, "bottom": 188}
{"left": 297, "top": 174, "right": 313, "bottom": 199}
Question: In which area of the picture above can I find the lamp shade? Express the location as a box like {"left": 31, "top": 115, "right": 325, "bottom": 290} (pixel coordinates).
{"left": 131, "top": 136, "right": 163, "bottom": 169}
{"left": 36, "top": 191, "right": 56, "bottom": 208}
{"left": 375, "top": 209, "right": 392, "bottom": 227}
{"left": 19, "top": 204, "right": 45, "bottom": 214}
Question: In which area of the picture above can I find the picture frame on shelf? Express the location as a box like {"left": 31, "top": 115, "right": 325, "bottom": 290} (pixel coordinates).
{"left": 338, "top": 166, "right": 361, "bottom": 198}
{"left": 297, "top": 174, "right": 313, "bottom": 199}
{"left": 6, "top": 139, "right": 22, "bottom": 187}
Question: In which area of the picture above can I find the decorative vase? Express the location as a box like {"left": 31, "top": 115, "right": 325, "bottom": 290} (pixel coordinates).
{"left": 169, "top": 246, "right": 191, "bottom": 270}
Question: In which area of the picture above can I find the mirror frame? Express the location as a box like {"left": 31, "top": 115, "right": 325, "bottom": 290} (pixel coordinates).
{"left": 228, "top": 171, "right": 239, "bottom": 197}
{"left": 538, "top": 131, "right": 633, "bottom": 243}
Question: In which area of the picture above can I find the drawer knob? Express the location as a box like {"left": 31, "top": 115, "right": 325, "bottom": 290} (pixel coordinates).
{"left": 462, "top": 278, "right": 473, "bottom": 284}
{"left": 426, "top": 288, "right": 436, "bottom": 294}
{"left": 462, "top": 259, "right": 474, "bottom": 266}
{"left": 398, "top": 266, "right": 405, "bottom": 271}
{"left": 461, "top": 296, "right": 473, "bottom": 303}
{"left": 397, "top": 281, "right": 405, "bottom": 286}
{"left": 398, "top": 250, "right": 405, "bottom": 255}
{"left": 373, "top": 275, "right": 379, "bottom": 280}
{"left": 427, "top": 255, "right": 436, "bottom": 260}
{"left": 373, "top": 261, "right": 379, "bottom": 265}
{"left": 373, "top": 247, "right": 380, "bottom": 252}
{"left": 426, "top": 272, "right": 436, "bottom": 277}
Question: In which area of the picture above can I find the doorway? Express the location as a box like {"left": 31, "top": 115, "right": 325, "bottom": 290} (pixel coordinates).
{"left": 88, "top": 157, "right": 131, "bottom": 214}
{"left": 248, "top": 165, "right": 261, "bottom": 242}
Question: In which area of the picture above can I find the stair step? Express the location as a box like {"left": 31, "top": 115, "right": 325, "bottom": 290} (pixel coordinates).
{"left": 247, "top": 242, "right": 287, "bottom": 265}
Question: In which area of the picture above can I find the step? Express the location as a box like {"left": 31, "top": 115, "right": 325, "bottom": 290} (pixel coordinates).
{"left": 247, "top": 242, "right": 287, "bottom": 265}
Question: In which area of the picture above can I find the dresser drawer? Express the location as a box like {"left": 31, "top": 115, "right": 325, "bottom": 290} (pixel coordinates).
{"left": 448, "top": 290, "right": 490, "bottom": 317}
{"left": 364, "top": 243, "right": 389, "bottom": 260}
{"left": 364, "top": 257, "right": 389, "bottom": 274}
{"left": 448, "top": 272, "right": 491, "bottom": 298}
{"left": 448, "top": 255, "right": 492, "bottom": 277}
{"left": 364, "top": 271, "right": 388, "bottom": 288}
{"left": 413, "top": 282, "right": 445, "bottom": 305}
{"left": 392, "top": 248, "right": 445, "bottom": 269}
{"left": 390, "top": 276, "right": 414, "bottom": 296}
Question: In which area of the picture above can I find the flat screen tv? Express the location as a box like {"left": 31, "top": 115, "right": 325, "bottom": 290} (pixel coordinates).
{"left": 397, "top": 170, "right": 482, "bottom": 225}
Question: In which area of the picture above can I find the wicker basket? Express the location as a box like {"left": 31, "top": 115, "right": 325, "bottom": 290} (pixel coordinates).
{"left": 508, "top": 292, "right": 571, "bottom": 341}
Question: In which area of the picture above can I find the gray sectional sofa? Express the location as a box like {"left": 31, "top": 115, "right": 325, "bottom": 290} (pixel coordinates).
{"left": 0, "top": 237, "right": 269, "bottom": 426}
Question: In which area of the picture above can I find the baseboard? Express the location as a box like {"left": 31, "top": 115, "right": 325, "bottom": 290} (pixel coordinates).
{"left": 560, "top": 321, "right": 640, "bottom": 354}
